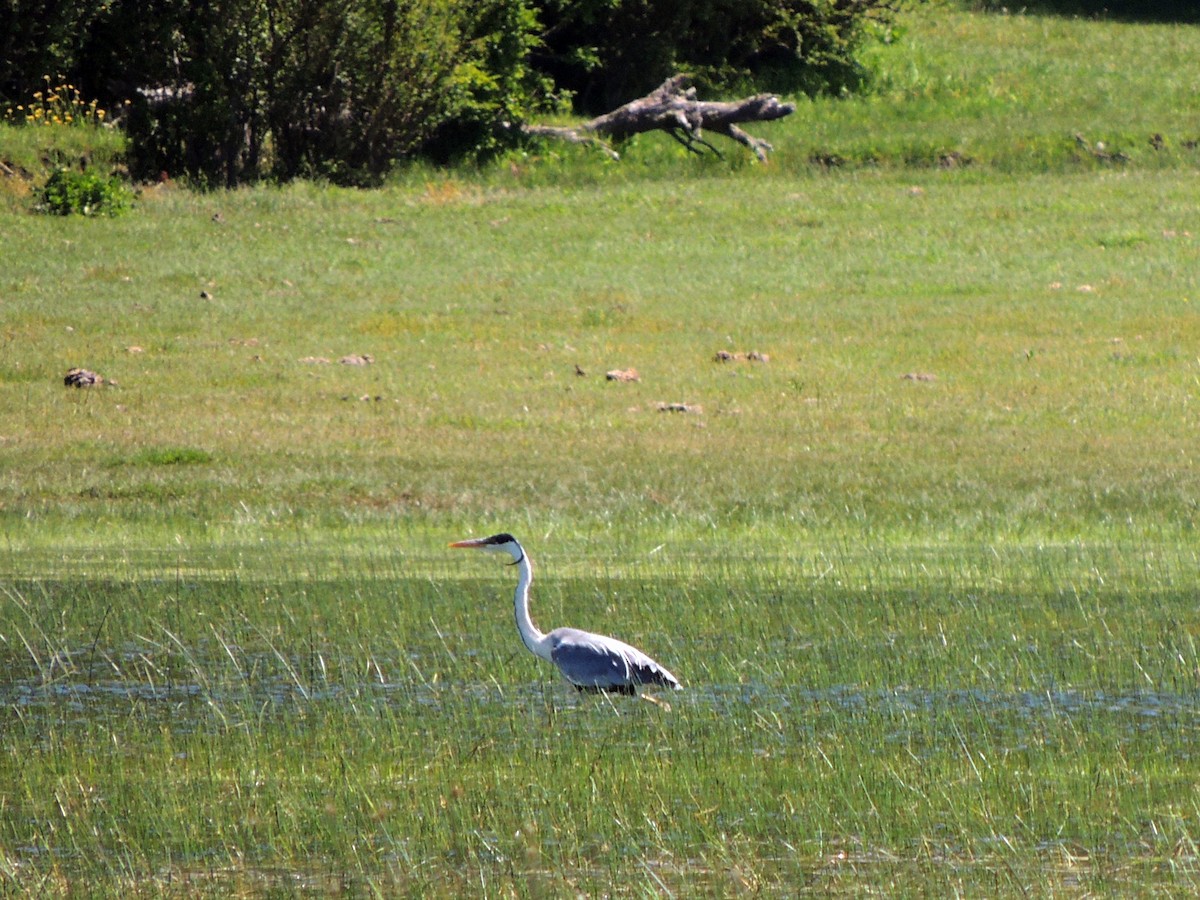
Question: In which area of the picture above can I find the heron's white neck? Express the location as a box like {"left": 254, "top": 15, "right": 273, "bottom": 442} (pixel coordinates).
{"left": 511, "top": 549, "right": 553, "bottom": 662}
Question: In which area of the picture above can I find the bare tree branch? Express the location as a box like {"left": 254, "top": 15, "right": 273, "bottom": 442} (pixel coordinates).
{"left": 519, "top": 75, "right": 795, "bottom": 162}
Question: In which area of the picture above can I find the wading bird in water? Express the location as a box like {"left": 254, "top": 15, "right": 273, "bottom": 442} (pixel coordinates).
{"left": 449, "top": 533, "right": 682, "bottom": 697}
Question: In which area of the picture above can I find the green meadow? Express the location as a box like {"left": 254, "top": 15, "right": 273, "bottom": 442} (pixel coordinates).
{"left": 3, "top": 2, "right": 1200, "bottom": 894}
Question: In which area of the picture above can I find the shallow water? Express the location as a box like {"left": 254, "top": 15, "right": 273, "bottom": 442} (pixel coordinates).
{"left": 6, "top": 649, "right": 1199, "bottom": 738}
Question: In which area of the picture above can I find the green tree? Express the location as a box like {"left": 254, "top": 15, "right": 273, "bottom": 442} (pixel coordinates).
{"left": 71, "top": 0, "right": 547, "bottom": 184}
{"left": 0, "top": 0, "right": 109, "bottom": 104}
{"left": 533, "top": 0, "right": 907, "bottom": 112}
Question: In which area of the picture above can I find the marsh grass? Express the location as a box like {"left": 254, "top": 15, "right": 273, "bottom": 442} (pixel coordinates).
{"left": 4, "top": 1, "right": 1200, "bottom": 894}
{"left": 4, "top": 541, "right": 1200, "bottom": 894}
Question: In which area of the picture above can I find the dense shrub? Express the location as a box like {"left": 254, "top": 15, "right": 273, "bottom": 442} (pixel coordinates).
{"left": 265, "top": 0, "right": 551, "bottom": 178}
{"left": 532, "top": 0, "right": 910, "bottom": 112}
{"left": 38, "top": 167, "right": 132, "bottom": 216}
{"left": 0, "top": 1, "right": 109, "bottom": 111}
{"left": 265, "top": 0, "right": 469, "bottom": 180}
{"left": 423, "top": 0, "right": 555, "bottom": 162}
{"left": 50, "top": 0, "right": 549, "bottom": 185}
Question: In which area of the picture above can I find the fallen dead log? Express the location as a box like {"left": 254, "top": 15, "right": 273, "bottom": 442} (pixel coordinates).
{"left": 520, "top": 75, "right": 795, "bottom": 162}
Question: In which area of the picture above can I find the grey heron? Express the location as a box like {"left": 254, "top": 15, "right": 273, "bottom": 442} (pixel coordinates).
{"left": 449, "top": 533, "right": 682, "bottom": 696}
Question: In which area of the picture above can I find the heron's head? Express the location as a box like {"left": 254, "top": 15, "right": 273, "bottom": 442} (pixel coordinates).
{"left": 449, "top": 533, "right": 524, "bottom": 563}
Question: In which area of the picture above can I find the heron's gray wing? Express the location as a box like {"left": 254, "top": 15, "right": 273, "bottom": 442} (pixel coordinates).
{"left": 548, "top": 628, "right": 681, "bottom": 691}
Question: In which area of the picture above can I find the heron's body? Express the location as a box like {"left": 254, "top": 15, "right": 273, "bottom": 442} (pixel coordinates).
{"left": 450, "top": 533, "right": 681, "bottom": 695}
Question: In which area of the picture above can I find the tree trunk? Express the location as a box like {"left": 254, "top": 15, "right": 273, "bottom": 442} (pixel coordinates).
{"left": 521, "top": 75, "right": 795, "bottom": 162}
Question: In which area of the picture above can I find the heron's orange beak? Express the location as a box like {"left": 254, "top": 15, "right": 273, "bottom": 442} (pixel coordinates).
{"left": 449, "top": 539, "right": 485, "bottom": 549}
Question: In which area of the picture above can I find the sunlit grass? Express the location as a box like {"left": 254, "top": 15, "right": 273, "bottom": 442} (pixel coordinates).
{"left": 3, "top": 168, "right": 1198, "bottom": 545}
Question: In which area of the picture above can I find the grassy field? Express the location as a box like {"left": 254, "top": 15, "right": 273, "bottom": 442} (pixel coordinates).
{"left": 3, "top": 1, "right": 1200, "bottom": 894}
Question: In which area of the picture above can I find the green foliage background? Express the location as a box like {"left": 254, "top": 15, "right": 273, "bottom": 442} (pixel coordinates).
{"left": 1, "top": 0, "right": 903, "bottom": 183}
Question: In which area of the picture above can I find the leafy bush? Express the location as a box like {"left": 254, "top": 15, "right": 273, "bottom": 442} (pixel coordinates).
{"left": 424, "top": 0, "right": 558, "bottom": 162}
{"left": 37, "top": 168, "right": 132, "bottom": 216}
{"left": 265, "top": 0, "right": 525, "bottom": 180}
{"left": 0, "top": 3, "right": 110, "bottom": 109}
{"left": 533, "top": 0, "right": 911, "bottom": 112}
{"left": 101, "top": 0, "right": 550, "bottom": 185}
